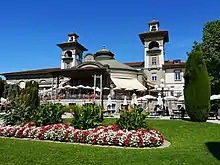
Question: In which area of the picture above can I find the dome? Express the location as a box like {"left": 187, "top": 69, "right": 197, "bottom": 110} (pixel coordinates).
{"left": 94, "top": 46, "right": 115, "bottom": 60}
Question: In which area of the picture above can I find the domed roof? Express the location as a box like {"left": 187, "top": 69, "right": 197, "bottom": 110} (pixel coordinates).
{"left": 94, "top": 46, "right": 115, "bottom": 59}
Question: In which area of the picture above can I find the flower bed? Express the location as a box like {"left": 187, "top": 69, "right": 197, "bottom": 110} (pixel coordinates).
{"left": 0, "top": 123, "right": 164, "bottom": 148}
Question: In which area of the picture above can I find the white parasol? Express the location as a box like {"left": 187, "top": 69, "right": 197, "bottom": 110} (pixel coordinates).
{"left": 125, "top": 88, "right": 133, "bottom": 91}
{"left": 210, "top": 94, "right": 220, "bottom": 100}
{"left": 77, "top": 85, "right": 85, "bottom": 88}
{"left": 85, "top": 86, "right": 92, "bottom": 89}
{"left": 107, "top": 94, "right": 112, "bottom": 106}
{"left": 164, "top": 95, "right": 178, "bottom": 101}
{"left": 64, "top": 85, "right": 72, "bottom": 89}
{"left": 123, "top": 96, "right": 128, "bottom": 105}
{"left": 71, "top": 86, "right": 77, "bottom": 89}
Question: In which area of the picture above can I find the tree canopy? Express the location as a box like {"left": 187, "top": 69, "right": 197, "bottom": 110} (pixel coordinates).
{"left": 202, "top": 20, "right": 220, "bottom": 94}
{"left": 184, "top": 42, "right": 211, "bottom": 122}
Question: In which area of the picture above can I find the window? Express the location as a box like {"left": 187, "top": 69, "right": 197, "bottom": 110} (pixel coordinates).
{"left": 149, "top": 41, "right": 159, "bottom": 49}
{"left": 175, "top": 71, "right": 181, "bottom": 81}
{"left": 65, "top": 51, "right": 72, "bottom": 58}
{"left": 173, "top": 59, "right": 181, "bottom": 64}
{"left": 151, "top": 25, "right": 157, "bottom": 31}
{"left": 152, "top": 57, "right": 157, "bottom": 65}
{"left": 152, "top": 73, "right": 157, "bottom": 81}
{"left": 66, "top": 63, "right": 71, "bottom": 69}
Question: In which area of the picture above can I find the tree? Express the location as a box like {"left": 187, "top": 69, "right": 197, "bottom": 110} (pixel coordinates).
{"left": 22, "top": 80, "right": 39, "bottom": 110}
{"left": 0, "top": 77, "right": 4, "bottom": 98}
{"left": 202, "top": 20, "right": 220, "bottom": 94}
{"left": 184, "top": 42, "right": 211, "bottom": 122}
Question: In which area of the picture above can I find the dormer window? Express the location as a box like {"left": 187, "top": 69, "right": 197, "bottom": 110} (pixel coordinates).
{"left": 173, "top": 60, "right": 181, "bottom": 64}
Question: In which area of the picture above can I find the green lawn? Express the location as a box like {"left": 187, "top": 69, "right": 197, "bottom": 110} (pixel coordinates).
{"left": 0, "top": 120, "right": 220, "bottom": 165}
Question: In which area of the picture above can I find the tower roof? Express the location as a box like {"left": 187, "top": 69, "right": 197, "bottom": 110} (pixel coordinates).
{"left": 57, "top": 32, "right": 88, "bottom": 51}
{"left": 138, "top": 30, "right": 169, "bottom": 44}
{"left": 57, "top": 42, "right": 88, "bottom": 51}
{"left": 68, "top": 32, "right": 79, "bottom": 38}
{"left": 94, "top": 46, "right": 115, "bottom": 59}
{"left": 148, "top": 19, "right": 160, "bottom": 25}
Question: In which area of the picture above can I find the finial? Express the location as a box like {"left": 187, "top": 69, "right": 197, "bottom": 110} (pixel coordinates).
{"left": 102, "top": 45, "right": 106, "bottom": 49}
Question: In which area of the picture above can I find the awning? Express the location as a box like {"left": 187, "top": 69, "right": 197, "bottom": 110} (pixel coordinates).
{"left": 111, "top": 77, "right": 147, "bottom": 91}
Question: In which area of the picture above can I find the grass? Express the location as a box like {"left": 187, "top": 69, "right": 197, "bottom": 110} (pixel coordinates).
{"left": 0, "top": 119, "right": 220, "bottom": 165}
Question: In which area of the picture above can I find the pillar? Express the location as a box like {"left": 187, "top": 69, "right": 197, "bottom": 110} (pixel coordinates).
{"left": 55, "top": 75, "right": 59, "bottom": 99}
{"left": 93, "top": 74, "right": 96, "bottom": 94}
{"left": 100, "top": 74, "right": 103, "bottom": 106}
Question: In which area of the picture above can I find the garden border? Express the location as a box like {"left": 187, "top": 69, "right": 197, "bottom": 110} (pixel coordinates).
{"left": 0, "top": 136, "right": 171, "bottom": 149}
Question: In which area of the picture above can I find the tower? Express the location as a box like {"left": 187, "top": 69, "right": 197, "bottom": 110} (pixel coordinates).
{"left": 139, "top": 20, "right": 169, "bottom": 84}
{"left": 57, "top": 32, "right": 88, "bottom": 69}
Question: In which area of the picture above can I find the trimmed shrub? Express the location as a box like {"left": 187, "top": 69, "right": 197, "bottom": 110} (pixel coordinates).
{"left": 22, "top": 80, "right": 39, "bottom": 110}
{"left": 34, "top": 103, "right": 65, "bottom": 126}
{"left": 117, "top": 107, "right": 148, "bottom": 130}
{"left": 71, "top": 104, "right": 104, "bottom": 129}
{"left": 184, "top": 43, "right": 211, "bottom": 122}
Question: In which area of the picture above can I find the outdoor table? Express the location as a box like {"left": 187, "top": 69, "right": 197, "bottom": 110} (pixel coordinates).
{"left": 172, "top": 110, "right": 182, "bottom": 119}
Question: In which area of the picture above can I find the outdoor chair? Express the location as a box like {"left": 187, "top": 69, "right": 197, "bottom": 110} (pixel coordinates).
{"left": 208, "top": 111, "right": 217, "bottom": 120}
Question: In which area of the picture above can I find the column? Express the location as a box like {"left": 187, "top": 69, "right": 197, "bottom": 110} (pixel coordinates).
{"left": 93, "top": 74, "right": 96, "bottom": 94}
{"left": 100, "top": 74, "right": 103, "bottom": 106}
{"left": 55, "top": 75, "right": 59, "bottom": 99}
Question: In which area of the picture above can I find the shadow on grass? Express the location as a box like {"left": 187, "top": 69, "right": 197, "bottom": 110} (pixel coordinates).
{"left": 206, "top": 142, "right": 220, "bottom": 160}
{"left": 182, "top": 118, "right": 191, "bottom": 121}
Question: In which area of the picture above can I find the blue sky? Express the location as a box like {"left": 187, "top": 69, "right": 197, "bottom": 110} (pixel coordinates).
{"left": 0, "top": 0, "right": 219, "bottom": 74}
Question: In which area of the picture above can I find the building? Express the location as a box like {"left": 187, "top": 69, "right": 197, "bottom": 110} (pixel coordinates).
{"left": 126, "top": 20, "right": 185, "bottom": 97}
{"left": 1, "top": 20, "right": 185, "bottom": 103}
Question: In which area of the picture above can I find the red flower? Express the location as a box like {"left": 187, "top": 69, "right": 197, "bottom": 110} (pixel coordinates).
{"left": 150, "top": 137, "right": 157, "bottom": 144}
{"left": 92, "top": 139, "right": 97, "bottom": 144}
{"left": 111, "top": 124, "right": 120, "bottom": 131}
{"left": 123, "top": 134, "right": 132, "bottom": 147}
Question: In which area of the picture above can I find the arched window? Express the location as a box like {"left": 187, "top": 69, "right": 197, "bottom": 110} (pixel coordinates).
{"left": 39, "top": 80, "right": 47, "bottom": 84}
{"left": 65, "top": 51, "right": 72, "bottom": 57}
{"left": 151, "top": 25, "right": 157, "bottom": 31}
{"left": 148, "top": 41, "right": 159, "bottom": 50}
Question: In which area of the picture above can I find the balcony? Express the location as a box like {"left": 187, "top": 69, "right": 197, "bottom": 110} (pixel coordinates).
{"left": 147, "top": 48, "right": 161, "bottom": 54}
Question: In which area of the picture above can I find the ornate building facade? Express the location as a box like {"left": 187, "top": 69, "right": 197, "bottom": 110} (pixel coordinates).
{"left": 1, "top": 20, "right": 185, "bottom": 100}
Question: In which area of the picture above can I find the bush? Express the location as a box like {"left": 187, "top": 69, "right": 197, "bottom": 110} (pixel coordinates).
{"left": 117, "top": 107, "right": 148, "bottom": 130}
{"left": 3, "top": 83, "right": 21, "bottom": 99}
{"left": 1, "top": 96, "right": 33, "bottom": 125}
{"left": 71, "top": 104, "right": 104, "bottom": 129}
{"left": 34, "top": 103, "right": 65, "bottom": 126}
{"left": 184, "top": 42, "right": 211, "bottom": 122}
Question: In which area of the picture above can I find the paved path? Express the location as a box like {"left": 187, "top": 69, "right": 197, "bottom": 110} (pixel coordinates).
{"left": 207, "top": 120, "right": 220, "bottom": 124}
{"left": 1, "top": 112, "right": 220, "bottom": 124}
